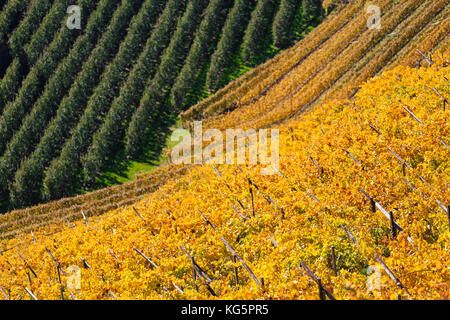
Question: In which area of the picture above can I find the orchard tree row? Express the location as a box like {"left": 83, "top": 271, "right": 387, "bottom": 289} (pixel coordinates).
{"left": 0, "top": 0, "right": 325, "bottom": 209}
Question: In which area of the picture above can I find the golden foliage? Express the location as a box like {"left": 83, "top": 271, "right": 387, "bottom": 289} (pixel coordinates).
{"left": 0, "top": 55, "right": 448, "bottom": 300}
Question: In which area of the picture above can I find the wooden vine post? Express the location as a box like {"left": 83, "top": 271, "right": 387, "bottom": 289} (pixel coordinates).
{"left": 447, "top": 205, "right": 450, "bottom": 232}
{"left": 26, "top": 271, "right": 32, "bottom": 286}
{"left": 416, "top": 49, "right": 433, "bottom": 66}
{"left": 134, "top": 248, "right": 158, "bottom": 269}
{"left": 57, "top": 266, "right": 64, "bottom": 300}
{"left": 248, "top": 178, "right": 285, "bottom": 219}
{"left": 81, "top": 258, "right": 92, "bottom": 269}
{"left": 109, "top": 291, "right": 117, "bottom": 300}
{"left": 220, "top": 236, "right": 262, "bottom": 287}
{"left": 249, "top": 181, "right": 255, "bottom": 217}
{"left": 132, "top": 206, "right": 146, "bottom": 223}
{"left": 17, "top": 251, "right": 38, "bottom": 279}
{"left": 25, "top": 287, "right": 38, "bottom": 300}
{"left": 389, "top": 211, "right": 397, "bottom": 238}
{"left": 373, "top": 254, "right": 412, "bottom": 298}
{"left": 359, "top": 188, "right": 376, "bottom": 212}
{"left": 135, "top": 247, "right": 184, "bottom": 295}
{"left": 232, "top": 254, "right": 239, "bottom": 286}
{"left": 299, "top": 260, "right": 336, "bottom": 300}
{"left": 180, "top": 245, "right": 217, "bottom": 296}
{"left": 317, "top": 278, "right": 326, "bottom": 300}
{"left": 0, "top": 284, "right": 10, "bottom": 300}
{"left": 309, "top": 155, "right": 324, "bottom": 176}
{"left": 358, "top": 188, "right": 413, "bottom": 243}
{"left": 431, "top": 87, "right": 448, "bottom": 111}
{"left": 45, "top": 248, "right": 67, "bottom": 276}
{"left": 81, "top": 211, "right": 88, "bottom": 227}
{"left": 330, "top": 246, "right": 337, "bottom": 276}
{"left": 402, "top": 106, "right": 422, "bottom": 124}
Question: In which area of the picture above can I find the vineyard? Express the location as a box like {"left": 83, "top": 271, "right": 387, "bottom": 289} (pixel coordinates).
{"left": 0, "top": 0, "right": 324, "bottom": 210}
{"left": 0, "top": 0, "right": 448, "bottom": 301}
{"left": 188, "top": 0, "right": 450, "bottom": 132}
{"left": 0, "top": 56, "right": 448, "bottom": 299}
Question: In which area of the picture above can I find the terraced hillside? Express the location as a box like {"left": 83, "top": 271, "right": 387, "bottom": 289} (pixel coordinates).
{"left": 0, "top": 0, "right": 324, "bottom": 210}
{"left": 0, "top": 0, "right": 448, "bottom": 241}
{"left": 0, "top": 54, "right": 448, "bottom": 300}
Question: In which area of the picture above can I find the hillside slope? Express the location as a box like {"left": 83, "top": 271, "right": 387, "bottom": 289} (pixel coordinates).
{"left": 0, "top": 57, "right": 448, "bottom": 299}
{"left": 0, "top": 0, "right": 324, "bottom": 210}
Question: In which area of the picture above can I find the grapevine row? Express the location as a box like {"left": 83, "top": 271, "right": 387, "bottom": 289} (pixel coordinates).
{"left": 0, "top": 0, "right": 106, "bottom": 156}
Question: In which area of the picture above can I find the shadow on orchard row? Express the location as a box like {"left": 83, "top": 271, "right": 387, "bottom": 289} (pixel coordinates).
{"left": 89, "top": 109, "right": 178, "bottom": 190}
